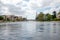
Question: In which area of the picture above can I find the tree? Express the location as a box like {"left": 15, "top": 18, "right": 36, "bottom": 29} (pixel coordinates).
{"left": 45, "top": 13, "right": 52, "bottom": 21}
{"left": 53, "top": 11, "right": 56, "bottom": 19}
{"left": 7, "top": 18, "right": 10, "bottom": 21}
{"left": 23, "top": 18, "right": 27, "bottom": 21}
{"left": 36, "top": 12, "right": 44, "bottom": 21}
{"left": 0, "top": 16, "right": 4, "bottom": 20}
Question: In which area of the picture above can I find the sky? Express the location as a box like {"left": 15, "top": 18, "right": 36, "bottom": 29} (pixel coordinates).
{"left": 0, "top": 0, "right": 60, "bottom": 19}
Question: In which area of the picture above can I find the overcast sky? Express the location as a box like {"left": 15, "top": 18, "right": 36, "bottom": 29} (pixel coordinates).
{"left": 0, "top": 0, "right": 60, "bottom": 19}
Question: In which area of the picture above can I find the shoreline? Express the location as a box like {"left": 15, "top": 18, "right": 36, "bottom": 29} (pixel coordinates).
{"left": 0, "top": 21, "right": 60, "bottom": 23}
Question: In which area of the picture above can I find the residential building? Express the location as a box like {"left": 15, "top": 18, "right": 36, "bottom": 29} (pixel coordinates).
{"left": 57, "top": 13, "right": 60, "bottom": 19}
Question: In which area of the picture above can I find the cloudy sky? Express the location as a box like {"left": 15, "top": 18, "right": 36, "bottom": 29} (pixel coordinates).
{"left": 0, "top": 0, "right": 60, "bottom": 19}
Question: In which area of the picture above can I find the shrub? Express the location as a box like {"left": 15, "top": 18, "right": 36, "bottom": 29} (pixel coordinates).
{"left": 0, "top": 16, "right": 4, "bottom": 20}
{"left": 54, "top": 18, "right": 60, "bottom": 21}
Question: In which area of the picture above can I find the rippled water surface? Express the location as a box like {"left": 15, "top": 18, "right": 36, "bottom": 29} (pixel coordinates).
{"left": 0, "top": 21, "right": 60, "bottom": 40}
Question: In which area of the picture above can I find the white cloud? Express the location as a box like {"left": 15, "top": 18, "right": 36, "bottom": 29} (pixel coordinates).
{"left": 25, "top": 9, "right": 36, "bottom": 19}
{"left": 1, "top": 6, "right": 12, "bottom": 15}
{"left": 1, "top": 0, "right": 22, "bottom": 4}
{"left": 0, "top": 0, "right": 60, "bottom": 19}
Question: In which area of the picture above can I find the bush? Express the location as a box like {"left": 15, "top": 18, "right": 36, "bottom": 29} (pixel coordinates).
{"left": 0, "top": 16, "right": 4, "bottom": 20}
{"left": 54, "top": 18, "right": 60, "bottom": 21}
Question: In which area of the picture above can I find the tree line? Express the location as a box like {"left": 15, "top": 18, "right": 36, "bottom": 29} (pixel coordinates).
{"left": 36, "top": 11, "right": 60, "bottom": 21}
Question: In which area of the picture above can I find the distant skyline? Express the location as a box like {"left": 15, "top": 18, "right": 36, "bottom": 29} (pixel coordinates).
{"left": 0, "top": 0, "right": 60, "bottom": 19}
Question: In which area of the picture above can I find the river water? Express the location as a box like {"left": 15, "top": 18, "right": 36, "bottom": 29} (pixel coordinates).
{"left": 0, "top": 21, "right": 60, "bottom": 40}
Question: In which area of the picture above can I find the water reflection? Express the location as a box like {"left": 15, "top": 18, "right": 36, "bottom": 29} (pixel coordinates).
{"left": 36, "top": 22, "right": 45, "bottom": 32}
{"left": 0, "top": 21, "right": 60, "bottom": 40}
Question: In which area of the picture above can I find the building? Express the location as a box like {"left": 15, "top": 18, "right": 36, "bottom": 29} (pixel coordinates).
{"left": 1, "top": 15, "right": 17, "bottom": 21}
{"left": 0, "top": 15, "right": 26, "bottom": 22}
{"left": 57, "top": 13, "right": 60, "bottom": 19}
{"left": 4, "top": 15, "right": 15, "bottom": 21}
{"left": 18, "top": 16, "right": 23, "bottom": 21}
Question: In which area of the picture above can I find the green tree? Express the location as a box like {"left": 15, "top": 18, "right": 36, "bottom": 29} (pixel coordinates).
{"left": 0, "top": 16, "right": 4, "bottom": 20}
{"left": 36, "top": 12, "right": 44, "bottom": 21}
{"left": 23, "top": 18, "right": 27, "bottom": 21}
{"left": 7, "top": 18, "right": 10, "bottom": 21}
{"left": 53, "top": 11, "right": 56, "bottom": 19}
{"left": 45, "top": 13, "right": 52, "bottom": 21}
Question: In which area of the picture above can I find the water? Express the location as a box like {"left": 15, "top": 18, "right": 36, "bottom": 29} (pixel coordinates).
{"left": 0, "top": 21, "right": 60, "bottom": 40}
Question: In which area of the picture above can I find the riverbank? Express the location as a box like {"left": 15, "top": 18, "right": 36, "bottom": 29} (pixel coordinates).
{"left": 0, "top": 21, "right": 28, "bottom": 23}
{"left": 0, "top": 20, "right": 60, "bottom": 23}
